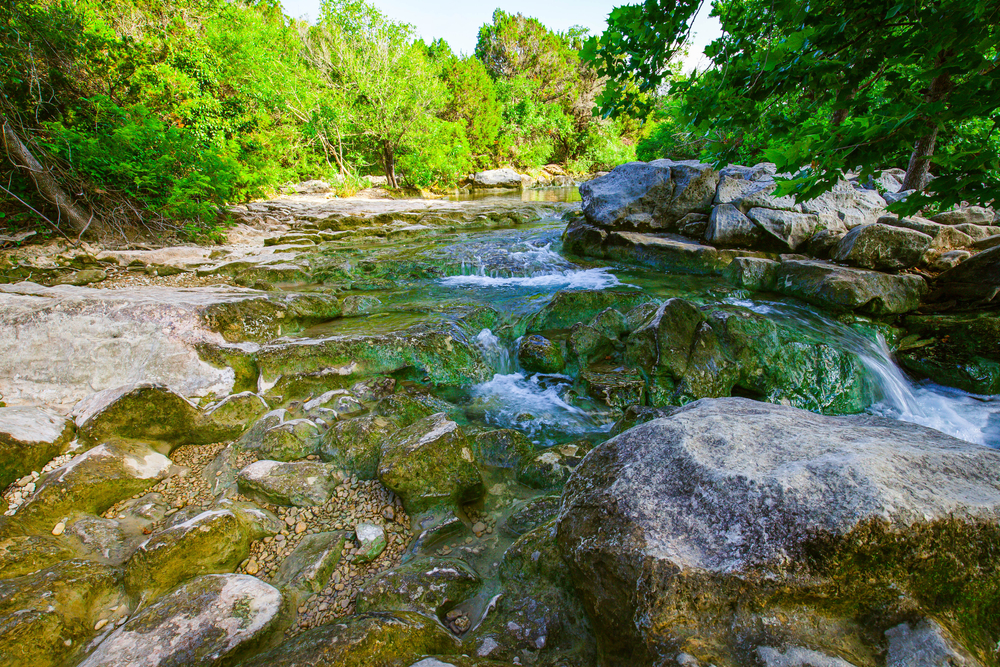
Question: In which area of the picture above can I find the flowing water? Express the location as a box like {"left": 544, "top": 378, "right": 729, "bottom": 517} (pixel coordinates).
{"left": 307, "top": 196, "right": 1000, "bottom": 448}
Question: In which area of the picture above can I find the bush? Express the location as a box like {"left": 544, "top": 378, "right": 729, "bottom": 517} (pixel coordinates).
{"left": 398, "top": 119, "right": 473, "bottom": 188}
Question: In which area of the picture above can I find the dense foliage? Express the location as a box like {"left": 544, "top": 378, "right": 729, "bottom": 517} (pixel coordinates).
{"left": 587, "top": 0, "right": 1000, "bottom": 215}
{"left": 0, "top": 0, "right": 636, "bottom": 238}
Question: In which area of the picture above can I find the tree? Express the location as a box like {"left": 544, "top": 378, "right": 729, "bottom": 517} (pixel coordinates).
{"left": 304, "top": 0, "right": 446, "bottom": 188}
{"left": 439, "top": 55, "right": 501, "bottom": 163}
{"left": 586, "top": 0, "right": 1000, "bottom": 214}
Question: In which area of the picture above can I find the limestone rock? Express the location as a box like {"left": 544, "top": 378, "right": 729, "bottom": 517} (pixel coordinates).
{"left": 373, "top": 394, "right": 436, "bottom": 428}
{"left": 726, "top": 257, "right": 779, "bottom": 291}
{"left": 0, "top": 534, "right": 76, "bottom": 579}
{"left": 354, "top": 522, "right": 387, "bottom": 562}
{"left": 11, "top": 442, "right": 175, "bottom": 534}
{"left": 291, "top": 179, "right": 331, "bottom": 194}
{"left": 471, "top": 168, "right": 523, "bottom": 189}
{"left": 236, "top": 611, "right": 459, "bottom": 667}
{"left": 579, "top": 367, "right": 646, "bottom": 410}
{"left": 776, "top": 259, "right": 926, "bottom": 315}
{"left": 0, "top": 560, "right": 127, "bottom": 667}
{"left": 930, "top": 206, "right": 995, "bottom": 226}
{"left": 580, "top": 160, "right": 719, "bottom": 231}
{"left": 885, "top": 619, "right": 983, "bottom": 667}
{"left": 356, "top": 557, "right": 481, "bottom": 617}
{"left": 0, "top": 406, "right": 74, "bottom": 488}
{"left": 557, "top": 397, "right": 1000, "bottom": 666}
{"left": 269, "top": 531, "right": 349, "bottom": 599}
{"left": 124, "top": 501, "right": 279, "bottom": 601}
{"left": 378, "top": 413, "right": 484, "bottom": 514}
{"left": 319, "top": 413, "right": 398, "bottom": 479}
{"left": 517, "top": 335, "right": 565, "bottom": 374}
{"left": 79, "top": 574, "right": 282, "bottom": 667}
{"left": 68, "top": 515, "right": 141, "bottom": 564}
{"left": 748, "top": 208, "right": 821, "bottom": 251}
{"left": 470, "top": 429, "right": 534, "bottom": 469}
{"left": 705, "top": 204, "right": 762, "bottom": 247}
{"left": 833, "top": 223, "right": 933, "bottom": 270}
{"left": 516, "top": 441, "right": 593, "bottom": 489}
{"left": 237, "top": 460, "right": 340, "bottom": 506}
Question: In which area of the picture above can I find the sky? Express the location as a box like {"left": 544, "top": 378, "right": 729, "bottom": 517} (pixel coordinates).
{"left": 280, "top": 0, "right": 722, "bottom": 72}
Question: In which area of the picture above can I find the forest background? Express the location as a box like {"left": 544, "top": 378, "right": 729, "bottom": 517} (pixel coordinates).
{"left": 1, "top": 0, "right": 997, "bottom": 241}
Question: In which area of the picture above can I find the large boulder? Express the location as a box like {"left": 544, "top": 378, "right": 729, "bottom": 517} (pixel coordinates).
{"left": 237, "top": 460, "right": 340, "bottom": 507}
{"left": 356, "top": 557, "right": 482, "bottom": 618}
{"left": 471, "top": 168, "right": 523, "bottom": 189}
{"left": 378, "top": 413, "right": 484, "bottom": 514}
{"left": 704, "top": 204, "right": 763, "bottom": 247}
{"left": 517, "top": 335, "right": 565, "bottom": 374}
{"left": 558, "top": 398, "right": 1000, "bottom": 667}
{"left": 931, "top": 244, "right": 1000, "bottom": 307}
{"left": 747, "top": 207, "right": 821, "bottom": 251}
{"left": 124, "top": 501, "right": 279, "bottom": 602}
{"left": 833, "top": 223, "right": 933, "bottom": 270}
{"left": 776, "top": 259, "right": 927, "bottom": 315}
{"left": 9, "top": 442, "right": 175, "bottom": 534}
{"left": 0, "top": 407, "right": 74, "bottom": 488}
{"left": 0, "top": 559, "right": 128, "bottom": 667}
{"left": 0, "top": 283, "right": 339, "bottom": 408}
{"left": 930, "top": 206, "right": 995, "bottom": 226}
{"left": 580, "top": 160, "right": 719, "bottom": 231}
{"left": 79, "top": 574, "right": 282, "bottom": 667}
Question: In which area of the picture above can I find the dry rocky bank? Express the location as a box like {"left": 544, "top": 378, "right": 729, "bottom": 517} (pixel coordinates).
{"left": 0, "top": 169, "right": 997, "bottom": 667}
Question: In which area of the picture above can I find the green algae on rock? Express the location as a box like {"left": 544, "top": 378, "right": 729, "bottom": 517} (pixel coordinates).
{"left": 0, "top": 406, "right": 74, "bottom": 489}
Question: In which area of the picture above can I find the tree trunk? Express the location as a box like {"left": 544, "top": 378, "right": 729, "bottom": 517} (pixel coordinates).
{"left": 901, "top": 62, "right": 953, "bottom": 192}
{"left": 382, "top": 141, "right": 397, "bottom": 189}
{"left": 1, "top": 115, "right": 95, "bottom": 236}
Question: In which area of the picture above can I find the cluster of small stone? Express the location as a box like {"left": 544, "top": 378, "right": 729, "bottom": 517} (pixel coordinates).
{"left": 2, "top": 450, "right": 76, "bottom": 516}
{"left": 96, "top": 264, "right": 229, "bottom": 291}
{"left": 235, "top": 479, "right": 412, "bottom": 635}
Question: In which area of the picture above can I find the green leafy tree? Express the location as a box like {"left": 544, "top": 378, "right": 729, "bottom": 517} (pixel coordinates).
{"left": 586, "top": 0, "right": 1000, "bottom": 213}
{"left": 439, "top": 56, "right": 501, "bottom": 165}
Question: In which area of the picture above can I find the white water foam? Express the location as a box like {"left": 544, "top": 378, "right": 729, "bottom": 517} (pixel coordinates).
{"left": 441, "top": 268, "right": 621, "bottom": 290}
{"left": 441, "top": 241, "right": 621, "bottom": 291}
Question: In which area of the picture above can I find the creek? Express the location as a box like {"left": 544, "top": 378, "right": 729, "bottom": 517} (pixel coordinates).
{"left": 299, "top": 193, "right": 1000, "bottom": 448}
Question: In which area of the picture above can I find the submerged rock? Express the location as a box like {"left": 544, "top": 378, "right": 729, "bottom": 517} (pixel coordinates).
{"left": 517, "top": 335, "right": 565, "bottom": 374}
{"left": 558, "top": 397, "right": 1000, "bottom": 666}
{"left": 236, "top": 611, "right": 459, "bottom": 666}
{"left": 79, "top": 574, "right": 282, "bottom": 667}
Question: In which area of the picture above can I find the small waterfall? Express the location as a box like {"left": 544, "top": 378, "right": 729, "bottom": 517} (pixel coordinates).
{"left": 732, "top": 298, "right": 1000, "bottom": 446}
{"left": 474, "top": 328, "right": 515, "bottom": 375}
{"left": 440, "top": 241, "right": 622, "bottom": 290}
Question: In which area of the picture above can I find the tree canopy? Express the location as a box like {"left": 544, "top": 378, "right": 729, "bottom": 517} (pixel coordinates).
{"left": 586, "top": 0, "right": 1000, "bottom": 214}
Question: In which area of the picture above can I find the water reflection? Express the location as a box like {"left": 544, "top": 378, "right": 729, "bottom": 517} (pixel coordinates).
{"left": 446, "top": 186, "right": 581, "bottom": 203}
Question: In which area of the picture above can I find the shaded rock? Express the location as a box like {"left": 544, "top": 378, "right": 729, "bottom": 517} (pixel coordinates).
{"left": 610, "top": 405, "right": 680, "bottom": 436}
{"left": 930, "top": 206, "right": 995, "bottom": 226}
{"left": 270, "top": 531, "right": 349, "bottom": 600}
{"left": 805, "top": 228, "right": 846, "bottom": 259}
{"left": 517, "top": 335, "right": 565, "bottom": 374}
{"left": 378, "top": 413, "right": 483, "bottom": 514}
{"left": 68, "top": 515, "right": 139, "bottom": 564}
{"left": 11, "top": 442, "right": 175, "bottom": 534}
{"left": 0, "top": 560, "right": 127, "bottom": 667}
{"left": 579, "top": 367, "right": 645, "bottom": 410}
{"left": 558, "top": 397, "right": 1000, "bottom": 666}
{"left": 79, "top": 574, "right": 282, "bottom": 667}
{"left": 726, "top": 257, "right": 778, "bottom": 291}
{"left": 748, "top": 208, "right": 821, "bottom": 251}
{"left": 929, "top": 249, "right": 970, "bottom": 271}
{"left": 501, "top": 496, "right": 561, "bottom": 538}
{"left": 604, "top": 231, "right": 747, "bottom": 276}
{"left": 124, "top": 501, "right": 279, "bottom": 601}
{"left": 356, "top": 557, "right": 481, "bottom": 618}
{"left": 898, "top": 312, "right": 1000, "bottom": 394}
{"left": 885, "top": 619, "right": 982, "bottom": 667}
{"left": 73, "top": 383, "right": 233, "bottom": 451}
{"left": 833, "top": 223, "right": 932, "bottom": 270}
{"left": 237, "top": 460, "right": 339, "bottom": 506}
{"left": 374, "top": 394, "right": 436, "bottom": 428}
{"left": 776, "top": 259, "right": 926, "bottom": 315}
{"left": 589, "top": 307, "right": 629, "bottom": 340}
{"left": 469, "top": 521, "right": 596, "bottom": 665}
{"left": 675, "top": 212, "right": 709, "bottom": 238}
{"left": 0, "top": 406, "right": 74, "bottom": 488}
{"left": 236, "top": 611, "right": 459, "bottom": 667}
{"left": 580, "top": 160, "right": 719, "bottom": 231}
{"left": 756, "top": 646, "right": 857, "bottom": 667}
{"left": 522, "top": 289, "right": 649, "bottom": 334}
{"left": 516, "top": 441, "right": 593, "bottom": 489}
{"left": 0, "top": 534, "right": 76, "bottom": 578}
{"left": 705, "top": 203, "right": 762, "bottom": 247}
{"left": 955, "top": 224, "right": 1000, "bottom": 242}
{"left": 470, "top": 429, "right": 533, "bottom": 469}
{"left": 319, "top": 413, "right": 398, "bottom": 479}
{"left": 471, "top": 169, "right": 523, "bottom": 189}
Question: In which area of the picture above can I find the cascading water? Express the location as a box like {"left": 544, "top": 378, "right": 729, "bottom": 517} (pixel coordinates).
{"left": 729, "top": 298, "right": 1000, "bottom": 446}
{"left": 439, "top": 241, "right": 621, "bottom": 291}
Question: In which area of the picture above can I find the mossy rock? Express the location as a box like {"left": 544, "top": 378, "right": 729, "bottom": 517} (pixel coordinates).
{"left": 78, "top": 574, "right": 283, "bottom": 667}
{"left": 589, "top": 307, "right": 629, "bottom": 340}
{"left": 0, "top": 559, "right": 128, "bottom": 667}
{"left": 578, "top": 366, "right": 645, "bottom": 410}
{"left": 500, "top": 496, "right": 561, "bottom": 538}
{"left": 200, "top": 292, "right": 342, "bottom": 343}
{"left": 0, "top": 534, "right": 77, "bottom": 579}
{"left": 255, "top": 419, "right": 322, "bottom": 461}
{"left": 237, "top": 460, "right": 340, "bottom": 507}
{"left": 520, "top": 290, "right": 650, "bottom": 335}
{"left": 516, "top": 441, "right": 593, "bottom": 490}
{"left": 470, "top": 429, "right": 534, "bottom": 469}
{"left": 269, "top": 531, "right": 349, "bottom": 602}
{"left": 124, "top": 501, "right": 280, "bottom": 602}
{"left": 517, "top": 335, "right": 565, "bottom": 374}
{"left": 0, "top": 407, "right": 74, "bottom": 489}
{"left": 236, "top": 611, "right": 459, "bottom": 667}
{"left": 466, "top": 520, "right": 596, "bottom": 666}
{"left": 898, "top": 312, "right": 1000, "bottom": 394}
{"left": 355, "top": 557, "right": 481, "bottom": 619}
{"left": 319, "top": 413, "right": 398, "bottom": 479}
{"left": 374, "top": 394, "right": 436, "bottom": 428}
{"left": 378, "top": 413, "right": 484, "bottom": 514}
{"left": 203, "top": 392, "right": 270, "bottom": 439}
{"left": 10, "top": 442, "right": 175, "bottom": 535}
